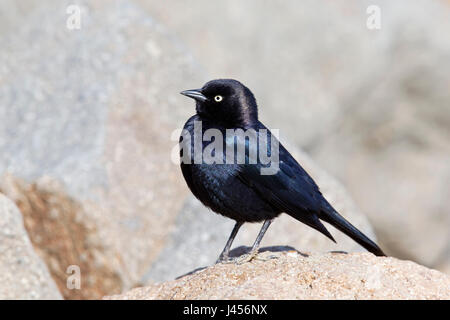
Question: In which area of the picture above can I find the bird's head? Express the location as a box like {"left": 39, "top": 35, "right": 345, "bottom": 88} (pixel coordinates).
{"left": 180, "top": 79, "right": 258, "bottom": 128}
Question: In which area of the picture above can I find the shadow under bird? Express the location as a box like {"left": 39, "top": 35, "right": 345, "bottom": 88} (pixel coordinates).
{"left": 180, "top": 79, "right": 385, "bottom": 263}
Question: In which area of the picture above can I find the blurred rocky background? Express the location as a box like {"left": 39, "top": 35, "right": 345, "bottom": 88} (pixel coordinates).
{"left": 0, "top": 0, "right": 448, "bottom": 299}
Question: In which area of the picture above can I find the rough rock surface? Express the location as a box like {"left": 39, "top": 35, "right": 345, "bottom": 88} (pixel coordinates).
{"left": 139, "top": 0, "right": 450, "bottom": 272}
{"left": 108, "top": 249, "right": 450, "bottom": 300}
{"left": 143, "top": 146, "right": 377, "bottom": 283}
{"left": 0, "top": 193, "right": 62, "bottom": 299}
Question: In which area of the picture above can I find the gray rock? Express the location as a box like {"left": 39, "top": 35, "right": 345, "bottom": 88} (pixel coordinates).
{"left": 0, "top": 0, "right": 204, "bottom": 289}
{"left": 0, "top": 193, "right": 62, "bottom": 299}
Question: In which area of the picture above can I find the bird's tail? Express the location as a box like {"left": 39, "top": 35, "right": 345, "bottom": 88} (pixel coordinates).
{"left": 320, "top": 205, "right": 386, "bottom": 257}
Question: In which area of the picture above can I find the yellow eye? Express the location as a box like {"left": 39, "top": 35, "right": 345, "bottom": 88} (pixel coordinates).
{"left": 214, "top": 95, "right": 223, "bottom": 102}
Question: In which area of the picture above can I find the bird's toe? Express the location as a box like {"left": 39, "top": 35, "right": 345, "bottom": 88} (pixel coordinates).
{"left": 233, "top": 251, "right": 259, "bottom": 265}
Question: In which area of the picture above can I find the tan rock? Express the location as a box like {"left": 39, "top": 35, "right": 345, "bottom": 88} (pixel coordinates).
{"left": 0, "top": 176, "right": 122, "bottom": 299}
{"left": 0, "top": 193, "right": 62, "bottom": 299}
{"left": 107, "top": 250, "right": 450, "bottom": 300}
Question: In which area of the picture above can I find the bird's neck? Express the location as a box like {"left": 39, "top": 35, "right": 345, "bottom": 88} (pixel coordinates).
{"left": 196, "top": 113, "right": 258, "bottom": 130}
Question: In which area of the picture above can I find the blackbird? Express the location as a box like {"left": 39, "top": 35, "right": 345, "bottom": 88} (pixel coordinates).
{"left": 180, "top": 79, "right": 385, "bottom": 263}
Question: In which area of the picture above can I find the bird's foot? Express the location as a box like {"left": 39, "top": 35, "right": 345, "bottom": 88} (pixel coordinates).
{"left": 235, "top": 252, "right": 280, "bottom": 264}
{"left": 217, "top": 250, "right": 280, "bottom": 265}
{"left": 233, "top": 250, "right": 259, "bottom": 265}
{"left": 215, "top": 252, "right": 257, "bottom": 265}
{"left": 215, "top": 254, "right": 232, "bottom": 264}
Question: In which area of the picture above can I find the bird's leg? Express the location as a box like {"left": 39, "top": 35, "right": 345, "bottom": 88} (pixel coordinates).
{"left": 235, "top": 219, "right": 273, "bottom": 265}
{"left": 216, "top": 221, "right": 243, "bottom": 263}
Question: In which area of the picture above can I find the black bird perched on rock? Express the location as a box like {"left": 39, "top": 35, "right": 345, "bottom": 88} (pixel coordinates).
{"left": 180, "top": 79, "right": 385, "bottom": 263}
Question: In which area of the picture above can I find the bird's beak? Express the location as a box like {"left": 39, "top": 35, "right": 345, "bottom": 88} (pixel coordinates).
{"left": 180, "top": 89, "right": 208, "bottom": 102}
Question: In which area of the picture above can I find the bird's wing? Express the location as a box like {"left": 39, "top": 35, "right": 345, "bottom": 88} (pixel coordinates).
{"left": 225, "top": 123, "right": 385, "bottom": 255}
{"left": 229, "top": 127, "right": 336, "bottom": 241}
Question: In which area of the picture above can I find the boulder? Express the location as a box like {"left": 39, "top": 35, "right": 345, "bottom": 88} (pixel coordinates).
{"left": 0, "top": 0, "right": 204, "bottom": 293}
{"left": 0, "top": 193, "right": 62, "bottom": 299}
{"left": 0, "top": 175, "right": 122, "bottom": 299}
{"left": 107, "top": 249, "right": 450, "bottom": 300}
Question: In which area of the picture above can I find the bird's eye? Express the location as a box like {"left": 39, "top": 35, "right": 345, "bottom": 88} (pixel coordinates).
{"left": 214, "top": 95, "right": 223, "bottom": 102}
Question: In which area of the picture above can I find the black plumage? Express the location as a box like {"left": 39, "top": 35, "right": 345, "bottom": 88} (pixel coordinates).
{"left": 180, "top": 79, "right": 385, "bottom": 263}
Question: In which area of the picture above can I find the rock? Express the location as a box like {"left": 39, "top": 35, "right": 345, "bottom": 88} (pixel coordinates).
{"left": 0, "top": 175, "right": 122, "bottom": 299}
{"left": 1, "top": 0, "right": 447, "bottom": 300}
{"left": 438, "top": 261, "right": 450, "bottom": 275}
{"left": 143, "top": 146, "right": 377, "bottom": 283}
{"left": 107, "top": 249, "right": 450, "bottom": 300}
{"left": 138, "top": 0, "right": 450, "bottom": 272}
{"left": 0, "top": 0, "right": 203, "bottom": 292}
{"left": 0, "top": 193, "right": 62, "bottom": 299}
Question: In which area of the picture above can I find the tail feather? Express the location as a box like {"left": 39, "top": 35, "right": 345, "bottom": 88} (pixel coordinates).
{"left": 320, "top": 208, "right": 386, "bottom": 257}
{"left": 288, "top": 211, "right": 337, "bottom": 243}
{"left": 310, "top": 216, "right": 336, "bottom": 244}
